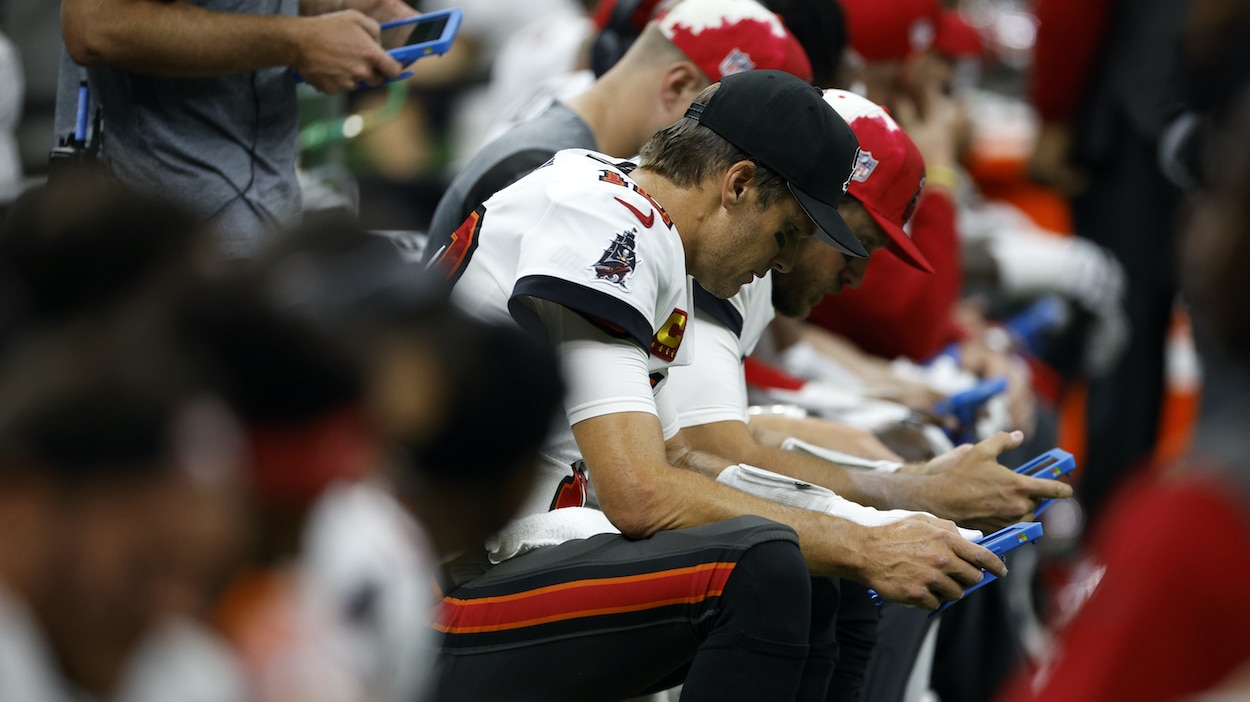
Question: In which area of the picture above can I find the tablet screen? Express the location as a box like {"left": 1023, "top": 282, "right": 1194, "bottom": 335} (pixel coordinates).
{"left": 403, "top": 15, "right": 449, "bottom": 46}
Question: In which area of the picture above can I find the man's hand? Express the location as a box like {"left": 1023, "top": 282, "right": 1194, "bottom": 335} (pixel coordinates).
{"left": 344, "top": 0, "right": 420, "bottom": 48}
{"left": 958, "top": 338, "right": 1037, "bottom": 434}
{"left": 856, "top": 514, "right": 1007, "bottom": 610}
{"left": 290, "top": 10, "right": 403, "bottom": 94}
{"left": 915, "top": 431, "right": 1073, "bottom": 531}
{"left": 1028, "top": 122, "right": 1088, "bottom": 197}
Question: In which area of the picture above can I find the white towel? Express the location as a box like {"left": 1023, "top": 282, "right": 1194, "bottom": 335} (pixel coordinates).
{"left": 486, "top": 507, "right": 620, "bottom": 564}
{"left": 780, "top": 437, "right": 904, "bottom": 473}
{"left": 717, "top": 463, "right": 982, "bottom": 541}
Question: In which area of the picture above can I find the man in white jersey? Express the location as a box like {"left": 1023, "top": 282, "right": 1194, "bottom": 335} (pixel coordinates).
{"left": 427, "top": 71, "right": 1007, "bottom": 702}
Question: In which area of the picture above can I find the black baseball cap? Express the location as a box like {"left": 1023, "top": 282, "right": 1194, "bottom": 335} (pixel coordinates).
{"left": 684, "top": 70, "right": 867, "bottom": 258}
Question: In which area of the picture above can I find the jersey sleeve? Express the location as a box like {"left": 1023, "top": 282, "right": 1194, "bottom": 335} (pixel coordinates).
{"left": 666, "top": 311, "right": 751, "bottom": 428}
{"left": 529, "top": 298, "right": 659, "bottom": 427}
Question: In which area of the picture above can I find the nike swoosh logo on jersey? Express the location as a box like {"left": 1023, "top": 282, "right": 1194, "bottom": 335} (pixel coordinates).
{"left": 615, "top": 197, "right": 655, "bottom": 229}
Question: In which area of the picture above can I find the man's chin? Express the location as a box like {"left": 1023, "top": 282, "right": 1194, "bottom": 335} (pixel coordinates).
{"left": 702, "top": 279, "right": 744, "bottom": 299}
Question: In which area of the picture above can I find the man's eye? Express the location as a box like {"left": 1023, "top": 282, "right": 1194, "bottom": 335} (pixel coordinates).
{"left": 774, "top": 231, "right": 786, "bottom": 251}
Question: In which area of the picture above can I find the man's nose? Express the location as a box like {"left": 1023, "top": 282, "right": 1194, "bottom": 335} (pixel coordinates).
{"left": 841, "top": 258, "right": 869, "bottom": 289}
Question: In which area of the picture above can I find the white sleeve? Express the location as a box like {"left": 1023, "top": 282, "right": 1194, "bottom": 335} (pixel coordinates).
{"left": 529, "top": 298, "right": 659, "bottom": 426}
{"left": 666, "top": 311, "right": 750, "bottom": 428}
{"left": 653, "top": 382, "right": 683, "bottom": 440}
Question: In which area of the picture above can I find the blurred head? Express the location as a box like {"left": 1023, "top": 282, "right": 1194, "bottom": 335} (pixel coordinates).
{"left": 841, "top": 0, "right": 939, "bottom": 63}
{"left": 0, "top": 318, "right": 244, "bottom": 696}
{"left": 772, "top": 89, "right": 928, "bottom": 317}
{"left": 839, "top": 0, "right": 978, "bottom": 109}
{"left": 0, "top": 175, "right": 212, "bottom": 349}
{"left": 371, "top": 305, "right": 566, "bottom": 557}
{"left": 593, "top": 0, "right": 815, "bottom": 150}
{"left": 1184, "top": 94, "right": 1250, "bottom": 366}
{"left": 597, "top": 0, "right": 813, "bottom": 82}
{"left": 639, "top": 71, "right": 863, "bottom": 297}
{"left": 246, "top": 215, "right": 565, "bottom": 558}
{"left": 652, "top": 0, "right": 813, "bottom": 84}
{"left": 763, "top": 0, "right": 850, "bottom": 88}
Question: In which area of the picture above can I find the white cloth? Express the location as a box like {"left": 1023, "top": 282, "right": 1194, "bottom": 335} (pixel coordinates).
{"left": 297, "top": 480, "right": 439, "bottom": 702}
{"left": 716, "top": 463, "right": 982, "bottom": 541}
{"left": 776, "top": 338, "right": 868, "bottom": 389}
{"left": 0, "top": 585, "right": 87, "bottom": 702}
{"left": 486, "top": 507, "right": 620, "bottom": 564}
{"left": 779, "top": 437, "right": 904, "bottom": 473}
{"left": 118, "top": 619, "right": 248, "bottom": 702}
{"left": 763, "top": 382, "right": 914, "bottom": 426}
{"left": 0, "top": 31, "right": 24, "bottom": 203}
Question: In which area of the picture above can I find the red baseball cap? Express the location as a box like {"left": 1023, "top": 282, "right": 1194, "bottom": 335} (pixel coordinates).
{"left": 841, "top": 0, "right": 941, "bottom": 62}
{"left": 591, "top": 0, "right": 665, "bottom": 32}
{"left": 932, "top": 9, "right": 983, "bottom": 58}
{"left": 822, "top": 89, "right": 933, "bottom": 273}
{"left": 655, "top": 0, "right": 814, "bottom": 83}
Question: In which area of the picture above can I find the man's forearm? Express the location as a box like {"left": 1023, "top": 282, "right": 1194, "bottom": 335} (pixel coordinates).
{"left": 63, "top": 0, "right": 299, "bottom": 75}
{"left": 299, "top": 0, "right": 343, "bottom": 15}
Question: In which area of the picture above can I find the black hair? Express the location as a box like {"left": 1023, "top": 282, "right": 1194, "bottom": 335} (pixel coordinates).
{"left": 0, "top": 319, "right": 203, "bottom": 483}
{"left": 0, "top": 175, "right": 204, "bottom": 343}
{"left": 397, "top": 304, "right": 566, "bottom": 490}
{"left": 763, "top": 0, "right": 849, "bottom": 88}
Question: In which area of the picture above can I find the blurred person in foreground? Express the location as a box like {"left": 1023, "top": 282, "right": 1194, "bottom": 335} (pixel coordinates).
{"left": 210, "top": 215, "right": 566, "bottom": 702}
{"left": 0, "top": 316, "right": 249, "bottom": 701}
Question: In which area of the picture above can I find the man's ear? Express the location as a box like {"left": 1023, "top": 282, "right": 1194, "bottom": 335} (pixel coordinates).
{"left": 720, "top": 160, "right": 758, "bottom": 210}
{"left": 659, "top": 61, "right": 707, "bottom": 117}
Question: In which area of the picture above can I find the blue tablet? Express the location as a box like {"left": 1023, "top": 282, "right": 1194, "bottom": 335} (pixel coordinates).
{"left": 382, "top": 8, "right": 463, "bottom": 67}
{"left": 867, "top": 520, "right": 1044, "bottom": 612}
{"left": 1013, "top": 448, "right": 1076, "bottom": 517}
{"left": 292, "top": 7, "right": 463, "bottom": 86}
{"left": 931, "top": 521, "right": 1044, "bottom": 614}
{"left": 932, "top": 375, "right": 1008, "bottom": 444}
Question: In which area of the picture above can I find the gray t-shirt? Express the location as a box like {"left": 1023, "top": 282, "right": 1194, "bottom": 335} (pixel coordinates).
{"left": 55, "top": 0, "right": 300, "bottom": 257}
{"left": 422, "top": 100, "right": 595, "bottom": 266}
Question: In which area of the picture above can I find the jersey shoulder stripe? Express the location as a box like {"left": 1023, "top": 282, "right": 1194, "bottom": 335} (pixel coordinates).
{"left": 511, "top": 274, "right": 654, "bottom": 352}
{"left": 692, "top": 282, "right": 745, "bottom": 337}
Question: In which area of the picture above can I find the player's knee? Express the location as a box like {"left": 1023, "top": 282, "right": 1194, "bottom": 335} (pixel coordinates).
{"left": 724, "top": 538, "right": 812, "bottom": 638}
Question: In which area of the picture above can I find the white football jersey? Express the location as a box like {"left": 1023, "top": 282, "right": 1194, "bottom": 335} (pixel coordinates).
{"left": 429, "top": 148, "right": 694, "bottom": 522}
{"left": 667, "top": 273, "right": 778, "bottom": 427}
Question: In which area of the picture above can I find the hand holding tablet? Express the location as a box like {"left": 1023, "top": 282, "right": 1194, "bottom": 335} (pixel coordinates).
{"left": 293, "top": 7, "right": 463, "bottom": 86}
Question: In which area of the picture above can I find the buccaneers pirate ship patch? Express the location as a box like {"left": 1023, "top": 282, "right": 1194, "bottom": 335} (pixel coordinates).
{"left": 591, "top": 228, "right": 638, "bottom": 289}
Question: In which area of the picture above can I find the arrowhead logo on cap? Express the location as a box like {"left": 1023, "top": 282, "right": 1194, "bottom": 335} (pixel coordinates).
{"left": 718, "top": 48, "right": 756, "bottom": 77}
{"left": 852, "top": 150, "right": 880, "bottom": 183}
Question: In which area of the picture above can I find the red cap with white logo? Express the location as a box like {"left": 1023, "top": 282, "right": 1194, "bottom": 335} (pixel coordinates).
{"left": 840, "top": 0, "right": 941, "bottom": 62}
{"left": 823, "top": 89, "right": 933, "bottom": 273}
{"left": 655, "top": 0, "right": 813, "bottom": 83}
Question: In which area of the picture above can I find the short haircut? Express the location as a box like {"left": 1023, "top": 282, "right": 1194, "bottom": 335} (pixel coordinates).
{"left": 637, "top": 82, "right": 792, "bottom": 209}
{"left": 622, "top": 22, "right": 693, "bottom": 72}
{"left": 391, "top": 304, "right": 566, "bottom": 492}
{"left": 0, "top": 319, "right": 203, "bottom": 484}
{"left": 0, "top": 175, "right": 204, "bottom": 340}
